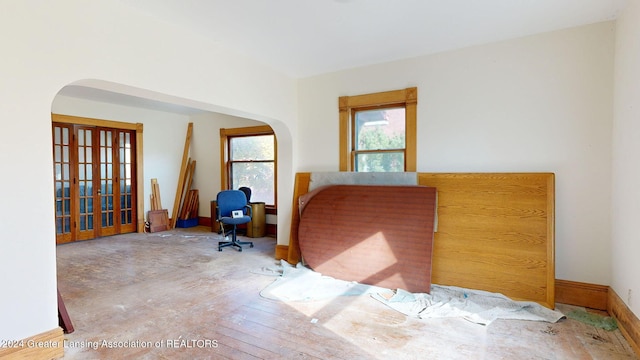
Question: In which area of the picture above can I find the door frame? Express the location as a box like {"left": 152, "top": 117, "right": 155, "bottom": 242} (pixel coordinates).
{"left": 52, "top": 113, "right": 145, "bottom": 234}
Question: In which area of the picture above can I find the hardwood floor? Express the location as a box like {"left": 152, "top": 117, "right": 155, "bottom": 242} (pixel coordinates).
{"left": 56, "top": 226, "right": 638, "bottom": 359}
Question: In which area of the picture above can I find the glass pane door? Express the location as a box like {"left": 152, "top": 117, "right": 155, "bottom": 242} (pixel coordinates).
{"left": 99, "top": 129, "right": 117, "bottom": 236}
{"left": 118, "top": 131, "right": 136, "bottom": 232}
{"left": 76, "top": 127, "right": 97, "bottom": 240}
{"left": 52, "top": 122, "right": 137, "bottom": 244}
{"left": 53, "top": 124, "right": 73, "bottom": 244}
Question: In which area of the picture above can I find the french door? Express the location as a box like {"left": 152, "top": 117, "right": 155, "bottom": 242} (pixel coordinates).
{"left": 53, "top": 122, "right": 137, "bottom": 244}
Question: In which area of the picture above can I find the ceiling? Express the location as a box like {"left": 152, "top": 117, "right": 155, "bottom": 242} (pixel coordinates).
{"left": 120, "top": 0, "right": 627, "bottom": 78}
{"left": 59, "top": 0, "right": 628, "bottom": 113}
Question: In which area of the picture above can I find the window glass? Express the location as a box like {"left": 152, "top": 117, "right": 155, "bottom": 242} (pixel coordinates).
{"left": 230, "top": 162, "right": 275, "bottom": 204}
{"left": 231, "top": 135, "right": 274, "bottom": 161}
{"left": 355, "top": 108, "right": 405, "bottom": 151}
{"left": 353, "top": 107, "right": 406, "bottom": 172}
{"left": 355, "top": 152, "right": 404, "bottom": 172}
{"left": 229, "top": 134, "right": 275, "bottom": 205}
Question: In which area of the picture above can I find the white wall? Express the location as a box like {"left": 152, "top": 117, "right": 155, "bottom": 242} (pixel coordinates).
{"left": 0, "top": 0, "right": 297, "bottom": 342}
{"left": 298, "top": 22, "right": 615, "bottom": 285}
{"left": 611, "top": 1, "right": 640, "bottom": 316}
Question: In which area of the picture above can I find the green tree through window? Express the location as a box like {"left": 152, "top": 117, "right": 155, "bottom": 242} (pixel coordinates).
{"left": 229, "top": 134, "right": 275, "bottom": 205}
{"left": 353, "top": 107, "right": 406, "bottom": 172}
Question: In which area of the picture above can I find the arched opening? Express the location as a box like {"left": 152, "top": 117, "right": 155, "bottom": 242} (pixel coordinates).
{"left": 51, "top": 79, "right": 291, "bottom": 243}
{"left": 51, "top": 80, "right": 296, "bottom": 351}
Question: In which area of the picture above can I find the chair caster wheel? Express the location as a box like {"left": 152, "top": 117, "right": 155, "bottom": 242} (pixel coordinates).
{"left": 250, "top": 244, "right": 254, "bottom": 248}
{"left": 238, "top": 248, "right": 242, "bottom": 252}
{"left": 218, "top": 248, "right": 222, "bottom": 252}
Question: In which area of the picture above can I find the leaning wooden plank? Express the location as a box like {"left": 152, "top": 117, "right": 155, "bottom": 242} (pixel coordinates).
{"left": 181, "top": 161, "right": 197, "bottom": 218}
{"left": 179, "top": 189, "right": 193, "bottom": 220}
{"left": 170, "top": 123, "right": 193, "bottom": 228}
{"left": 188, "top": 189, "right": 199, "bottom": 219}
{"left": 183, "top": 188, "right": 196, "bottom": 219}
{"left": 287, "top": 172, "right": 311, "bottom": 264}
{"left": 178, "top": 160, "right": 190, "bottom": 219}
{"left": 179, "top": 159, "right": 194, "bottom": 219}
{"left": 150, "top": 179, "right": 157, "bottom": 210}
{"left": 183, "top": 190, "right": 195, "bottom": 219}
{"left": 193, "top": 190, "right": 199, "bottom": 217}
{"left": 187, "top": 162, "right": 196, "bottom": 195}
{"left": 184, "top": 161, "right": 196, "bottom": 204}
{"left": 150, "top": 179, "right": 156, "bottom": 210}
{"left": 179, "top": 193, "right": 188, "bottom": 220}
{"left": 58, "top": 289, "right": 74, "bottom": 333}
{"left": 186, "top": 160, "right": 196, "bottom": 191}
{"left": 185, "top": 189, "right": 199, "bottom": 219}
{"left": 153, "top": 179, "right": 163, "bottom": 210}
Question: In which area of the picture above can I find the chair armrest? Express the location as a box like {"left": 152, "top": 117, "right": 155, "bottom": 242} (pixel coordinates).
{"left": 245, "top": 204, "right": 252, "bottom": 217}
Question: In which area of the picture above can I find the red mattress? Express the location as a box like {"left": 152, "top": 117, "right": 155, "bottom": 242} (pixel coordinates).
{"left": 298, "top": 185, "right": 437, "bottom": 293}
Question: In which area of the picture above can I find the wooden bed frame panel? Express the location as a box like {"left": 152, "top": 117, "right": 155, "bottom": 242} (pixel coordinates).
{"left": 287, "top": 172, "right": 555, "bottom": 308}
{"left": 417, "top": 173, "right": 555, "bottom": 308}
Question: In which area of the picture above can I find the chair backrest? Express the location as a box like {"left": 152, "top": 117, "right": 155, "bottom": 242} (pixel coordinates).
{"left": 216, "top": 190, "right": 248, "bottom": 218}
{"left": 238, "top": 187, "right": 252, "bottom": 203}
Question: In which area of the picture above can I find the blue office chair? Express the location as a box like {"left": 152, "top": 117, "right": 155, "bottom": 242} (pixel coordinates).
{"left": 216, "top": 190, "right": 254, "bottom": 252}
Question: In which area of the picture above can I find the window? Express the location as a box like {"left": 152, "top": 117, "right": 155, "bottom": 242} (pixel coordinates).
{"left": 353, "top": 107, "right": 405, "bottom": 172}
{"left": 220, "top": 126, "right": 276, "bottom": 206}
{"left": 339, "top": 87, "right": 417, "bottom": 172}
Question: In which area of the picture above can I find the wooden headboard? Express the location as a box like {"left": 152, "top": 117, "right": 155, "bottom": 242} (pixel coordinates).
{"left": 286, "top": 172, "right": 555, "bottom": 308}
